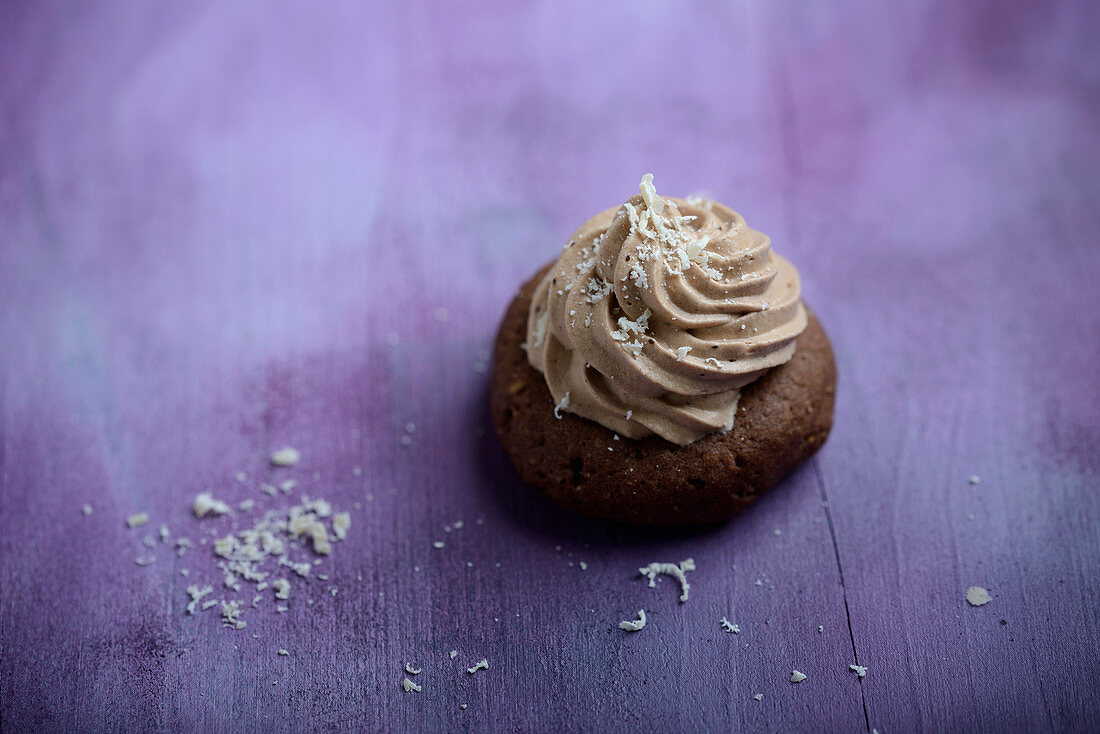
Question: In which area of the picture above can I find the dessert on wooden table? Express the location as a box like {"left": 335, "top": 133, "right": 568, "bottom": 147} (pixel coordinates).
{"left": 491, "top": 175, "right": 835, "bottom": 525}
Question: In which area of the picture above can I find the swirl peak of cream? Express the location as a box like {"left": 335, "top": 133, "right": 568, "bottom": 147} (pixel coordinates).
{"left": 525, "top": 174, "right": 808, "bottom": 445}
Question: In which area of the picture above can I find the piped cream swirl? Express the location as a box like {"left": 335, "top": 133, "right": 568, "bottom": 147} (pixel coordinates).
{"left": 526, "top": 175, "right": 807, "bottom": 445}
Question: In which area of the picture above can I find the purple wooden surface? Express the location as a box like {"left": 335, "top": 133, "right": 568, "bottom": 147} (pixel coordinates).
{"left": 2, "top": 0, "right": 1099, "bottom": 731}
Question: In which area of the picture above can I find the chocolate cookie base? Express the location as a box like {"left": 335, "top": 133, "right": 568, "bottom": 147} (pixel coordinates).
{"left": 490, "top": 265, "right": 836, "bottom": 526}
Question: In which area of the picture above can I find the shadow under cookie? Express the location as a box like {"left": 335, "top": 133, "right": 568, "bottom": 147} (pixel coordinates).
{"left": 490, "top": 264, "right": 837, "bottom": 526}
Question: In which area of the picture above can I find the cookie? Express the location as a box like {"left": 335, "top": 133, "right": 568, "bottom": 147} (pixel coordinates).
{"left": 491, "top": 264, "right": 836, "bottom": 525}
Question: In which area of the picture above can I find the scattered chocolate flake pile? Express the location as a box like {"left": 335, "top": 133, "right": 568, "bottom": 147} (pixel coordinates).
{"left": 122, "top": 447, "right": 351, "bottom": 631}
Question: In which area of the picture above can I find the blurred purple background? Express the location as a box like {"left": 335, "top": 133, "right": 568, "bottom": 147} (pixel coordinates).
{"left": 2, "top": 1, "right": 1098, "bottom": 731}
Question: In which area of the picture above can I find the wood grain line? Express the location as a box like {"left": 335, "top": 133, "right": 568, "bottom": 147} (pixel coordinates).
{"left": 815, "top": 457, "right": 871, "bottom": 733}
